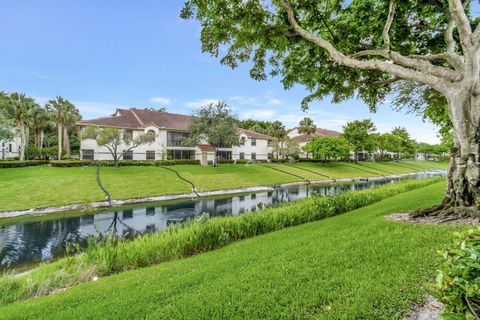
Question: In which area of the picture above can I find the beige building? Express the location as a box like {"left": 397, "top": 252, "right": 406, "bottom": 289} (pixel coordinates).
{"left": 77, "top": 108, "right": 274, "bottom": 164}
{"left": 1, "top": 135, "right": 21, "bottom": 159}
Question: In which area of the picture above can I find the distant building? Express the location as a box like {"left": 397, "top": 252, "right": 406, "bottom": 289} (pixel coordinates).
{"left": 287, "top": 127, "right": 342, "bottom": 158}
{"left": 77, "top": 108, "right": 274, "bottom": 164}
{"left": 1, "top": 135, "right": 21, "bottom": 159}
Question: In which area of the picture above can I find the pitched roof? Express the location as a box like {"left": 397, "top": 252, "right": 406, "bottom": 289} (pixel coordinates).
{"left": 77, "top": 108, "right": 273, "bottom": 140}
{"left": 77, "top": 108, "right": 192, "bottom": 131}
{"left": 291, "top": 128, "right": 342, "bottom": 143}
{"left": 237, "top": 128, "right": 273, "bottom": 140}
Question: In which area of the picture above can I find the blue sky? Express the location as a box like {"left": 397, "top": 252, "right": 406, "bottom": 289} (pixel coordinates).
{"left": 1, "top": 0, "right": 466, "bottom": 144}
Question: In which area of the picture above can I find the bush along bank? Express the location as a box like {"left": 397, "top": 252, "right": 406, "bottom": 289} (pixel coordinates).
{"left": 48, "top": 159, "right": 201, "bottom": 167}
{"left": 0, "top": 177, "right": 442, "bottom": 307}
{"left": 431, "top": 227, "right": 480, "bottom": 319}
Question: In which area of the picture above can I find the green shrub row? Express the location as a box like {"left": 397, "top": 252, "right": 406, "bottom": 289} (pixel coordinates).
{"left": 0, "top": 160, "right": 49, "bottom": 168}
{"left": 0, "top": 177, "right": 442, "bottom": 306}
{"left": 50, "top": 160, "right": 93, "bottom": 167}
{"left": 431, "top": 227, "right": 480, "bottom": 319}
{"left": 47, "top": 159, "right": 201, "bottom": 167}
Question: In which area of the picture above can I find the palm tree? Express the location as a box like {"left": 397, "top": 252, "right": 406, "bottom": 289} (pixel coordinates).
{"left": 268, "top": 121, "right": 286, "bottom": 159}
{"left": 30, "top": 105, "right": 51, "bottom": 150}
{"left": 298, "top": 117, "right": 316, "bottom": 159}
{"left": 47, "top": 97, "right": 79, "bottom": 160}
{"left": 4, "top": 93, "right": 37, "bottom": 160}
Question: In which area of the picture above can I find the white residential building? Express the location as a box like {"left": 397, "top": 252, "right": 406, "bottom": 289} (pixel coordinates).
{"left": 0, "top": 136, "right": 21, "bottom": 159}
{"left": 77, "top": 108, "right": 274, "bottom": 164}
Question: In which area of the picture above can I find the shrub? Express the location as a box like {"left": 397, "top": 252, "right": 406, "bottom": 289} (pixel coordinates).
{"left": 50, "top": 160, "right": 93, "bottom": 167}
{"left": 0, "top": 160, "right": 49, "bottom": 168}
{"left": 430, "top": 227, "right": 480, "bottom": 320}
{"left": 174, "top": 159, "right": 200, "bottom": 165}
{"left": 24, "top": 145, "right": 40, "bottom": 160}
{"left": 235, "top": 159, "right": 249, "bottom": 164}
{"left": 155, "top": 160, "right": 176, "bottom": 166}
{"left": 219, "top": 159, "right": 235, "bottom": 164}
{"left": 41, "top": 146, "right": 58, "bottom": 160}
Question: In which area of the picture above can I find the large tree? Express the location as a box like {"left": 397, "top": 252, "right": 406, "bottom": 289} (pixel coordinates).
{"left": 185, "top": 101, "right": 240, "bottom": 166}
{"left": 182, "top": 0, "right": 480, "bottom": 215}
{"left": 305, "top": 136, "right": 350, "bottom": 161}
{"left": 343, "top": 119, "right": 377, "bottom": 163}
{"left": 391, "top": 126, "right": 416, "bottom": 159}
{"left": 81, "top": 126, "right": 155, "bottom": 167}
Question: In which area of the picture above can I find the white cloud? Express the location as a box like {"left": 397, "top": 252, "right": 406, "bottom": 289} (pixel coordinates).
{"left": 267, "top": 98, "right": 282, "bottom": 105}
{"left": 184, "top": 98, "right": 221, "bottom": 108}
{"left": 229, "top": 96, "right": 259, "bottom": 105}
{"left": 240, "top": 109, "right": 276, "bottom": 120}
{"left": 150, "top": 96, "right": 171, "bottom": 105}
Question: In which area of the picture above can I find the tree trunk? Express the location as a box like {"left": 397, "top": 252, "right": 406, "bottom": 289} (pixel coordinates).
{"left": 57, "top": 123, "right": 63, "bottom": 160}
{"left": 18, "top": 122, "right": 26, "bottom": 161}
{"left": 419, "top": 91, "right": 480, "bottom": 218}
{"left": 63, "top": 127, "right": 71, "bottom": 158}
{"left": 354, "top": 151, "right": 358, "bottom": 164}
{"left": 39, "top": 130, "right": 44, "bottom": 150}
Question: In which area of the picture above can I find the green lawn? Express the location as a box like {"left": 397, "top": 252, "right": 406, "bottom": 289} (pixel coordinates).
{"left": 0, "top": 182, "right": 459, "bottom": 320}
{"left": 0, "top": 161, "right": 448, "bottom": 212}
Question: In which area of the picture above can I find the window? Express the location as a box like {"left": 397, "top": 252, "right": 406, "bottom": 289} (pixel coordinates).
{"left": 251, "top": 152, "right": 256, "bottom": 160}
{"left": 251, "top": 138, "right": 256, "bottom": 146}
{"left": 146, "top": 150, "right": 155, "bottom": 160}
{"left": 123, "top": 130, "right": 133, "bottom": 140}
{"left": 216, "top": 150, "right": 232, "bottom": 160}
{"left": 147, "top": 130, "right": 156, "bottom": 141}
{"left": 167, "top": 131, "right": 189, "bottom": 146}
{"left": 240, "top": 137, "right": 246, "bottom": 145}
{"left": 8, "top": 144, "right": 12, "bottom": 152}
{"left": 123, "top": 150, "right": 133, "bottom": 160}
{"left": 239, "top": 152, "right": 245, "bottom": 160}
{"left": 82, "top": 149, "right": 94, "bottom": 160}
{"left": 167, "top": 149, "right": 195, "bottom": 160}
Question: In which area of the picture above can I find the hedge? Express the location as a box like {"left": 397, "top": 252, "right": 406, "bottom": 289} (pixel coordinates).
{"left": 50, "top": 160, "right": 93, "bottom": 167}
{"left": 0, "top": 160, "right": 49, "bottom": 168}
{"left": 219, "top": 159, "right": 235, "bottom": 164}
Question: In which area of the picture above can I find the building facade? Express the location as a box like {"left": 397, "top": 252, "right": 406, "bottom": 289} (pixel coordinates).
{"left": 77, "top": 108, "right": 274, "bottom": 164}
{"left": 0, "top": 136, "right": 21, "bottom": 159}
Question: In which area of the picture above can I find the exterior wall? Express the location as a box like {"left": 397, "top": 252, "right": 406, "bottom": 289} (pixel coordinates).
{"left": 80, "top": 128, "right": 272, "bottom": 163}
{"left": 0, "top": 136, "right": 21, "bottom": 159}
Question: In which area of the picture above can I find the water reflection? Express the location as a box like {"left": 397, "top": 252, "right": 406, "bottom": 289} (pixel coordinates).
{"left": 0, "top": 171, "right": 445, "bottom": 270}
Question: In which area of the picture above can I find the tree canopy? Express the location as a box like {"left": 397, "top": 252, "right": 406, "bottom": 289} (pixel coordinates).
{"left": 185, "top": 101, "right": 240, "bottom": 165}
{"left": 181, "top": 0, "right": 479, "bottom": 111}
{"left": 305, "top": 136, "right": 350, "bottom": 161}
{"left": 342, "top": 119, "right": 377, "bottom": 162}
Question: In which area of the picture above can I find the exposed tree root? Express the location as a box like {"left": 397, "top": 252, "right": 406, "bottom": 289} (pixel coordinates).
{"left": 411, "top": 202, "right": 480, "bottom": 220}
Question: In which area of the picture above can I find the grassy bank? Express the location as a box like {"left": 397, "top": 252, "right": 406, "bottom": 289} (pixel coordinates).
{"left": 0, "top": 178, "right": 440, "bottom": 308}
{"left": 0, "top": 161, "right": 447, "bottom": 212}
{"left": 0, "top": 180, "right": 460, "bottom": 319}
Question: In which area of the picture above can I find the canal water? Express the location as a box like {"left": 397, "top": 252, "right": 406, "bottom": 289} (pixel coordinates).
{"left": 0, "top": 171, "right": 445, "bottom": 271}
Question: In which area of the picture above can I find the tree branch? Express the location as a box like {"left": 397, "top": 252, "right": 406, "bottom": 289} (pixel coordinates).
{"left": 448, "top": 0, "right": 472, "bottom": 46}
{"left": 279, "top": 0, "right": 452, "bottom": 94}
{"left": 382, "top": 0, "right": 396, "bottom": 49}
{"left": 350, "top": 49, "right": 462, "bottom": 82}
